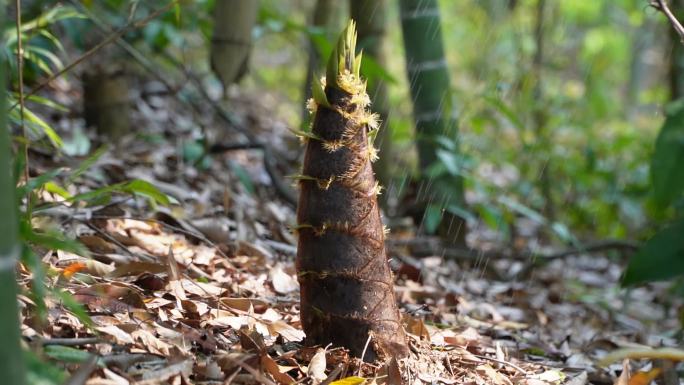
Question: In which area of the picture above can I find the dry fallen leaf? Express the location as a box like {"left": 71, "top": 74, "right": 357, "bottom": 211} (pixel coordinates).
{"left": 476, "top": 364, "right": 513, "bottom": 385}
{"left": 329, "top": 376, "right": 366, "bottom": 385}
{"left": 308, "top": 348, "right": 327, "bottom": 384}
{"left": 261, "top": 353, "right": 296, "bottom": 385}
{"left": 96, "top": 325, "right": 134, "bottom": 345}
{"left": 628, "top": 368, "right": 661, "bottom": 385}
{"left": 270, "top": 264, "right": 298, "bottom": 294}
{"left": 267, "top": 320, "right": 305, "bottom": 342}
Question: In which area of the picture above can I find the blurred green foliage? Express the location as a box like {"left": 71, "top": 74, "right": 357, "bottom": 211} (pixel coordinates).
{"left": 6, "top": 1, "right": 683, "bottom": 286}
{"left": 239, "top": 0, "right": 669, "bottom": 244}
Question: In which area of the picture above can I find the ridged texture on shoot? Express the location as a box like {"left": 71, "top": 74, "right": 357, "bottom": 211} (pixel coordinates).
{"left": 296, "top": 21, "right": 408, "bottom": 361}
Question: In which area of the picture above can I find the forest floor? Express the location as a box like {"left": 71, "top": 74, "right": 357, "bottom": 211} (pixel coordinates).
{"left": 20, "top": 79, "right": 682, "bottom": 385}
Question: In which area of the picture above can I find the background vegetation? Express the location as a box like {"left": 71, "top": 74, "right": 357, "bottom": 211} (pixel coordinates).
{"left": 3, "top": 0, "right": 684, "bottom": 383}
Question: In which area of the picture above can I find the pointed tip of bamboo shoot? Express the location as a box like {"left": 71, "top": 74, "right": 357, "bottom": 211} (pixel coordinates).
{"left": 326, "top": 20, "right": 362, "bottom": 90}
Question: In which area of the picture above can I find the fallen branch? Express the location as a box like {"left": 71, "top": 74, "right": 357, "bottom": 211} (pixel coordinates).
{"left": 387, "top": 237, "right": 639, "bottom": 261}
{"left": 40, "top": 337, "right": 102, "bottom": 346}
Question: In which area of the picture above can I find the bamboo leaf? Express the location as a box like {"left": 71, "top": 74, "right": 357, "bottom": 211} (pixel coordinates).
{"left": 122, "top": 179, "right": 170, "bottom": 206}
{"left": 651, "top": 99, "right": 684, "bottom": 208}
{"left": 312, "top": 76, "right": 331, "bottom": 108}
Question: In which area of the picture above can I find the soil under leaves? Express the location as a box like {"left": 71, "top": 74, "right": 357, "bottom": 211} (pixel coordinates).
{"left": 18, "top": 81, "right": 681, "bottom": 385}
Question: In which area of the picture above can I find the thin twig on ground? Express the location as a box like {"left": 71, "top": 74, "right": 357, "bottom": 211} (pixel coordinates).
{"left": 40, "top": 337, "right": 103, "bottom": 346}
{"left": 388, "top": 237, "right": 639, "bottom": 261}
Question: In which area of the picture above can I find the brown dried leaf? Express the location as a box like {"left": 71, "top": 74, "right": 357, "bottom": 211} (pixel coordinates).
{"left": 476, "top": 364, "right": 513, "bottom": 385}
{"left": 78, "top": 235, "right": 118, "bottom": 254}
{"left": 131, "top": 329, "right": 172, "bottom": 356}
{"left": 221, "top": 297, "right": 268, "bottom": 312}
{"left": 266, "top": 320, "right": 305, "bottom": 342}
{"left": 96, "top": 325, "right": 134, "bottom": 345}
{"left": 261, "top": 353, "right": 296, "bottom": 385}
{"left": 109, "top": 261, "right": 167, "bottom": 277}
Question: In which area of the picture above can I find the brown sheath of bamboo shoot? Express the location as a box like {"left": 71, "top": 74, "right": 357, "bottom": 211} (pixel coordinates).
{"left": 296, "top": 21, "right": 408, "bottom": 362}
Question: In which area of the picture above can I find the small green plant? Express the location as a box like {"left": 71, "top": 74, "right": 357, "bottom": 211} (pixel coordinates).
{"left": 623, "top": 100, "right": 684, "bottom": 285}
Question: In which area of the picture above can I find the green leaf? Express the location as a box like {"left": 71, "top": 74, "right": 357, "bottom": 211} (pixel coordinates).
{"left": 21, "top": 106, "right": 64, "bottom": 148}
{"left": 622, "top": 219, "right": 684, "bottom": 285}
{"left": 122, "top": 180, "right": 170, "bottom": 206}
{"left": 20, "top": 225, "right": 89, "bottom": 256}
{"left": 16, "top": 168, "right": 65, "bottom": 198}
{"left": 436, "top": 149, "right": 463, "bottom": 176}
{"left": 230, "top": 161, "right": 255, "bottom": 195}
{"left": 67, "top": 184, "right": 118, "bottom": 205}
{"left": 312, "top": 75, "right": 331, "bottom": 108}
{"left": 21, "top": 247, "right": 47, "bottom": 321}
{"left": 44, "top": 346, "right": 92, "bottom": 364}
{"left": 484, "top": 95, "right": 525, "bottom": 132}
{"left": 25, "top": 349, "right": 66, "bottom": 385}
{"left": 423, "top": 204, "right": 443, "bottom": 234}
{"left": 651, "top": 100, "right": 684, "bottom": 208}
{"left": 43, "top": 181, "right": 70, "bottom": 199}
{"left": 477, "top": 204, "right": 506, "bottom": 232}
{"left": 66, "top": 146, "right": 107, "bottom": 185}
{"left": 25, "top": 94, "right": 68, "bottom": 112}
{"left": 498, "top": 196, "right": 546, "bottom": 224}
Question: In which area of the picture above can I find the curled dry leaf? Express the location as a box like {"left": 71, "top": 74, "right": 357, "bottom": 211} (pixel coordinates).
{"left": 131, "top": 329, "right": 173, "bottom": 356}
{"left": 267, "top": 320, "right": 305, "bottom": 342}
{"left": 308, "top": 348, "right": 327, "bottom": 384}
{"left": 96, "top": 325, "right": 134, "bottom": 345}
{"left": 476, "top": 364, "right": 513, "bottom": 385}
{"left": 221, "top": 297, "right": 268, "bottom": 312}
{"left": 271, "top": 265, "right": 299, "bottom": 294}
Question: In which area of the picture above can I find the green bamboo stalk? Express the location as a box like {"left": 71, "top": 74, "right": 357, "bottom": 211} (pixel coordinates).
{"left": 0, "top": 1, "right": 27, "bottom": 381}
{"left": 301, "top": 0, "right": 335, "bottom": 125}
{"left": 210, "top": 0, "right": 259, "bottom": 89}
{"left": 350, "top": 0, "right": 394, "bottom": 203}
{"left": 399, "top": 0, "right": 467, "bottom": 245}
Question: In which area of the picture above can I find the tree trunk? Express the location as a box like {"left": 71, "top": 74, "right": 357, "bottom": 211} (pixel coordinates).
{"left": 0, "top": 5, "right": 27, "bottom": 380}
{"left": 399, "top": 0, "right": 467, "bottom": 245}
{"left": 301, "top": 0, "right": 334, "bottom": 126}
{"left": 210, "top": 0, "right": 259, "bottom": 89}
{"left": 296, "top": 22, "right": 408, "bottom": 361}
{"left": 350, "top": 0, "right": 395, "bottom": 207}
{"left": 83, "top": 64, "right": 130, "bottom": 141}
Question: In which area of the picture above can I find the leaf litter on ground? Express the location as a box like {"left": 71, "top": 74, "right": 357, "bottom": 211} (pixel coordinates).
{"left": 16, "top": 77, "right": 684, "bottom": 385}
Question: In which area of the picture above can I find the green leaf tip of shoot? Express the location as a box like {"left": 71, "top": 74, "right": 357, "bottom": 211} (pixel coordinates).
{"left": 312, "top": 76, "right": 331, "bottom": 108}
{"left": 326, "top": 20, "right": 361, "bottom": 90}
